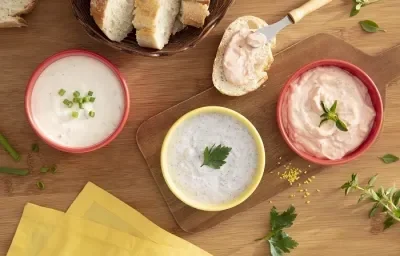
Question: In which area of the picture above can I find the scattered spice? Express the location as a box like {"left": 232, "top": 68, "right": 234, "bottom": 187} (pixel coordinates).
{"left": 306, "top": 201, "right": 311, "bottom": 204}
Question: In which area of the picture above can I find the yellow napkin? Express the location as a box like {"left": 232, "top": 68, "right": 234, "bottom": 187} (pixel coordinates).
{"left": 7, "top": 182, "right": 212, "bottom": 256}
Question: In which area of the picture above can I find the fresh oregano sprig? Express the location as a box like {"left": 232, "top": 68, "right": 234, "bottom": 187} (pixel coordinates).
{"left": 319, "top": 100, "right": 348, "bottom": 132}
{"left": 350, "top": 0, "right": 381, "bottom": 17}
{"left": 341, "top": 173, "right": 400, "bottom": 230}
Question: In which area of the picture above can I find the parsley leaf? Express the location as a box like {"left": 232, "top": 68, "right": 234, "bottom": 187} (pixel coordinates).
{"left": 201, "top": 144, "right": 231, "bottom": 169}
{"left": 256, "top": 205, "right": 298, "bottom": 256}
{"left": 269, "top": 231, "right": 299, "bottom": 256}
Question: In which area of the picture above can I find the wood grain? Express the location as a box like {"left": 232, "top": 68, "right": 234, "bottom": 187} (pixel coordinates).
{"left": 137, "top": 34, "right": 400, "bottom": 233}
{"left": 0, "top": 0, "right": 400, "bottom": 255}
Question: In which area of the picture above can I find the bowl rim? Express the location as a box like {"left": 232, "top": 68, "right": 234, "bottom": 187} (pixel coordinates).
{"left": 160, "top": 106, "right": 266, "bottom": 212}
{"left": 25, "top": 49, "right": 130, "bottom": 153}
{"left": 276, "top": 59, "right": 384, "bottom": 165}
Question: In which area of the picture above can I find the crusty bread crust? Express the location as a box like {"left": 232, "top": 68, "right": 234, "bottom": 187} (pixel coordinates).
{"left": 90, "top": 0, "right": 107, "bottom": 29}
{"left": 212, "top": 16, "right": 277, "bottom": 97}
{"left": 0, "top": 16, "right": 27, "bottom": 28}
{"left": 0, "top": 0, "right": 38, "bottom": 28}
{"left": 180, "top": 0, "right": 210, "bottom": 28}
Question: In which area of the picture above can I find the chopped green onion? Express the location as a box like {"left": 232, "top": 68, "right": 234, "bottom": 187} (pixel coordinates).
{"left": 89, "top": 111, "right": 95, "bottom": 118}
{"left": 0, "top": 167, "right": 28, "bottom": 176}
{"left": 0, "top": 133, "right": 20, "bottom": 161}
{"left": 63, "top": 99, "right": 70, "bottom": 106}
{"left": 79, "top": 103, "right": 83, "bottom": 109}
{"left": 73, "top": 98, "right": 79, "bottom": 103}
{"left": 73, "top": 91, "right": 80, "bottom": 98}
{"left": 68, "top": 102, "right": 73, "bottom": 108}
{"left": 40, "top": 167, "right": 49, "bottom": 173}
{"left": 88, "top": 91, "right": 94, "bottom": 96}
{"left": 78, "top": 98, "right": 83, "bottom": 104}
{"left": 89, "top": 97, "right": 96, "bottom": 103}
{"left": 32, "top": 143, "right": 39, "bottom": 152}
{"left": 36, "top": 181, "right": 45, "bottom": 190}
{"left": 83, "top": 96, "right": 90, "bottom": 103}
{"left": 50, "top": 165, "right": 57, "bottom": 173}
{"left": 58, "top": 89, "right": 66, "bottom": 96}
{"left": 72, "top": 111, "right": 79, "bottom": 118}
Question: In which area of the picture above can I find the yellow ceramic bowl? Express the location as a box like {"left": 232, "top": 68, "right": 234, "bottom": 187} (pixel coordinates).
{"left": 161, "top": 106, "right": 266, "bottom": 211}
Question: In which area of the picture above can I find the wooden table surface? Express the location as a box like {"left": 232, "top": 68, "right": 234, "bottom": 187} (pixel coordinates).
{"left": 1, "top": 0, "right": 399, "bottom": 255}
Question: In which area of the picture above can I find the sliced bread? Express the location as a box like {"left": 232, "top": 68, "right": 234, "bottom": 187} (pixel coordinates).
{"left": 90, "top": 0, "right": 134, "bottom": 42}
{"left": 133, "top": 0, "right": 181, "bottom": 50}
{"left": 0, "top": 0, "right": 37, "bottom": 28}
{"left": 179, "top": 0, "right": 210, "bottom": 28}
{"left": 212, "top": 16, "right": 277, "bottom": 97}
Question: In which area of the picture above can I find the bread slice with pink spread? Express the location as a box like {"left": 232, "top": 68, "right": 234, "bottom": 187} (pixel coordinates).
{"left": 212, "top": 16, "right": 277, "bottom": 96}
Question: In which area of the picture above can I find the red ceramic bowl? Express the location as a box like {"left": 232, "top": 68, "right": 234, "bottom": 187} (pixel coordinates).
{"left": 277, "top": 59, "right": 383, "bottom": 165}
{"left": 25, "top": 49, "right": 130, "bottom": 153}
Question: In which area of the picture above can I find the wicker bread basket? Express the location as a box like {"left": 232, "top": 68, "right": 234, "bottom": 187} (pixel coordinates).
{"left": 71, "top": 0, "right": 235, "bottom": 57}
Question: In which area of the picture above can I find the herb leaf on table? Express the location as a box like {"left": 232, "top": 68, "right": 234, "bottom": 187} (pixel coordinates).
{"left": 256, "top": 205, "right": 298, "bottom": 256}
{"left": 350, "top": 0, "right": 381, "bottom": 17}
{"left": 379, "top": 154, "right": 399, "bottom": 164}
{"left": 201, "top": 144, "right": 231, "bottom": 169}
{"left": 359, "top": 20, "right": 386, "bottom": 33}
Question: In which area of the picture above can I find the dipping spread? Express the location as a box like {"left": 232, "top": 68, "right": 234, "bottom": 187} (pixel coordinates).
{"left": 166, "top": 112, "right": 259, "bottom": 205}
{"left": 283, "top": 66, "right": 376, "bottom": 160}
{"left": 223, "top": 29, "right": 267, "bottom": 86}
{"left": 31, "top": 55, "right": 125, "bottom": 148}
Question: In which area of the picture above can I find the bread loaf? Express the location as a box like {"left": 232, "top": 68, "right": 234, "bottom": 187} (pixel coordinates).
{"left": 133, "top": 0, "right": 181, "bottom": 50}
{"left": 90, "top": 0, "right": 134, "bottom": 42}
{"left": 179, "top": 0, "right": 210, "bottom": 28}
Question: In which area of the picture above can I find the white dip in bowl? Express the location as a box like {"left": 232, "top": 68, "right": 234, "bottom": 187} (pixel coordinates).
{"left": 28, "top": 52, "right": 127, "bottom": 151}
{"left": 161, "top": 107, "right": 265, "bottom": 211}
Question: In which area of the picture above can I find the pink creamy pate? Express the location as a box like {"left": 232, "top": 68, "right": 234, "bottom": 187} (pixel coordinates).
{"left": 282, "top": 66, "right": 376, "bottom": 160}
{"left": 223, "top": 29, "right": 267, "bottom": 85}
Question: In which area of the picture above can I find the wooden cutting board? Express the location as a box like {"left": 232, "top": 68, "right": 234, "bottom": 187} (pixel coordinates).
{"left": 136, "top": 33, "right": 400, "bottom": 233}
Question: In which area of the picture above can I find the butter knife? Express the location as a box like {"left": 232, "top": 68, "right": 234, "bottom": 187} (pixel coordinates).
{"left": 257, "top": 0, "right": 332, "bottom": 42}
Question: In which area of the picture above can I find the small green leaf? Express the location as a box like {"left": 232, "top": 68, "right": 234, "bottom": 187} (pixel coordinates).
{"left": 369, "top": 203, "right": 379, "bottom": 218}
{"left": 368, "top": 174, "right": 378, "bottom": 186}
{"left": 269, "top": 231, "right": 298, "bottom": 256}
{"left": 330, "top": 100, "right": 337, "bottom": 112}
{"left": 392, "top": 190, "right": 400, "bottom": 206}
{"left": 358, "top": 193, "right": 366, "bottom": 203}
{"left": 345, "top": 187, "right": 352, "bottom": 195}
{"left": 384, "top": 216, "right": 396, "bottom": 230}
{"left": 319, "top": 118, "right": 329, "bottom": 127}
{"left": 379, "top": 154, "right": 399, "bottom": 164}
{"left": 201, "top": 144, "right": 232, "bottom": 169}
{"left": 350, "top": 4, "right": 361, "bottom": 17}
{"left": 359, "top": 20, "right": 386, "bottom": 33}
{"left": 270, "top": 205, "right": 297, "bottom": 231}
{"left": 370, "top": 189, "right": 380, "bottom": 201}
{"left": 320, "top": 101, "right": 329, "bottom": 113}
{"left": 336, "top": 119, "right": 348, "bottom": 132}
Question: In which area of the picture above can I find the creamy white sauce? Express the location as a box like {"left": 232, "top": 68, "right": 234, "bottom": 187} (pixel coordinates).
{"left": 31, "top": 55, "right": 125, "bottom": 148}
{"left": 166, "top": 112, "right": 259, "bottom": 205}
{"left": 283, "top": 66, "right": 376, "bottom": 160}
{"left": 223, "top": 29, "right": 267, "bottom": 86}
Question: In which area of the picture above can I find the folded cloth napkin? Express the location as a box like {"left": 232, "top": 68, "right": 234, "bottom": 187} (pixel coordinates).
{"left": 7, "top": 182, "right": 212, "bottom": 256}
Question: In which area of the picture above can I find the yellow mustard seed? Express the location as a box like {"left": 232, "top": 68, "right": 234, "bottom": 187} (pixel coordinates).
{"left": 305, "top": 192, "right": 310, "bottom": 196}
{"left": 298, "top": 183, "right": 302, "bottom": 187}
{"left": 269, "top": 201, "right": 273, "bottom": 203}
{"left": 304, "top": 189, "right": 308, "bottom": 192}
{"left": 304, "top": 171, "right": 308, "bottom": 174}
{"left": 303, "top": 195, "right": 308, "bottom": 198}
{"left": 308, "top": 165, "right": 311, "bottom": 168}
{"left": 278, "top": 172, "right": 280, "bottom": 175}
{"left": 312, "top": 176, "right": 316, "bottom": 179}
{"left": 299, "top": 189, "right": 304, "bottom": 192}
{"left": 306, "top": 201, "right": 311, "bottom": 204}
{"left": 316, "top": 189, "right": 321, "bottom": 192}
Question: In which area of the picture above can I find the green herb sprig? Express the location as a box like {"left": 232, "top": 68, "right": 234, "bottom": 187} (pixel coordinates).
{"left": 0, "top": 133, "right": 20, "bottom": 161}
{"left": 319, "top": 100, "right": 348, "bottom": 132}
{"left": 201, "top": 144, "right": 231, "bottom": 169}
{"left": 256, "top": 205, "right": 298, "bottom": 256}
{"left": 341, "top": 173, "right": 400, "bottom": 230}
{"left": 350, "top": 0, "right": 381, "bottom": 17}
{"left": 359, "top": 20, "right": 385, "bottom": 33}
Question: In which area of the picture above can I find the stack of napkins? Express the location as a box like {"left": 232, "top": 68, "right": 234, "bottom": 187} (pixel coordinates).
{"left": 7, "top": 182, "right": 212, "bottom": 256}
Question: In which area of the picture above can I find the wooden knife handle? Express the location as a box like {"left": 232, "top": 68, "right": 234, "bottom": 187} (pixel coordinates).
{"left": 289, "top": 0, "right": 332, "bottom": 23}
